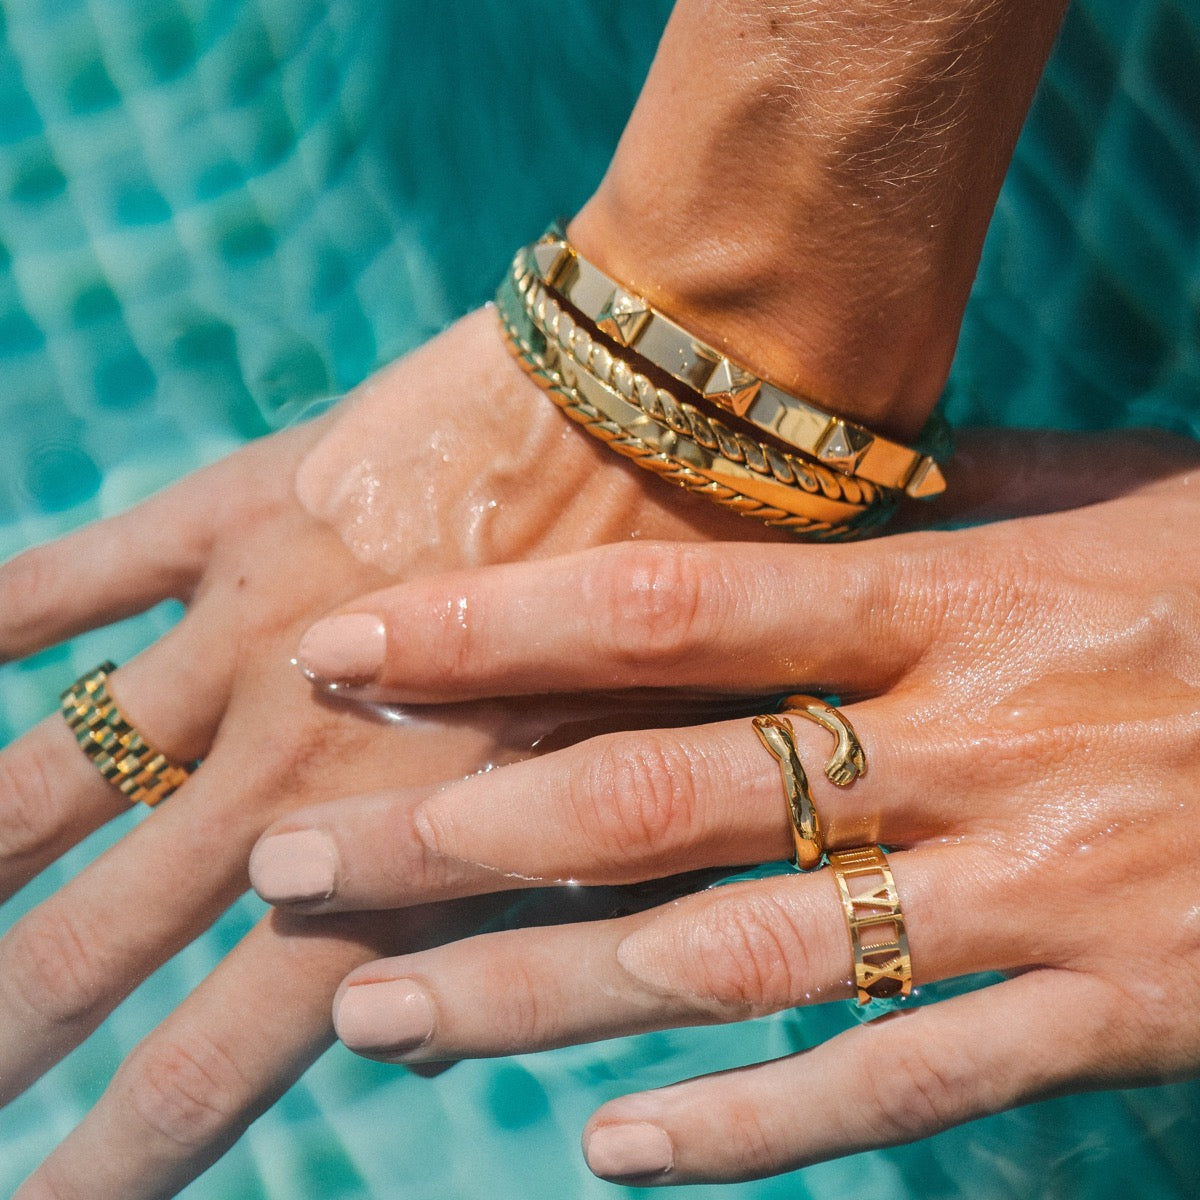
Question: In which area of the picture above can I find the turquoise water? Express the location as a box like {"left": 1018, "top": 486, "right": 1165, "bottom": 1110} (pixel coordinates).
{"left": 2, "top": 1, "right": 1200, "bottom": 1196}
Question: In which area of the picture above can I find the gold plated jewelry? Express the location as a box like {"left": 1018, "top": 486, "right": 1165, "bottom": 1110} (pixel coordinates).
{"left": 754, "top": 697, "right": 866, "bottom": 870}
{"left": 781, "top": 695, "right": 867, "bottom": 787}
{"left": 497, "top": 257, "right": 896, "bottom": 539}
{"left": 529, "top": 226, "right": 948, "bottom": 500}
{"left": 753, "top": 713, "right": 823, "bottom": 870}
{"left": 61, "top": 662, "right": 195, "bottom": 807}
{"left": 511, "top": 250, "right": 889, "bottom": 516}
{"left": 829, "top": 845, "right": 912, "bottom": 1004}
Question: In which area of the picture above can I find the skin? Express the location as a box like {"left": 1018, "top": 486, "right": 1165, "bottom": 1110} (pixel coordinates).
{"left": 0, "top": 316, "right": 762, "bottom": 1200}
{"left": 0, "top": 0, "right": 1079, "bottom": 1193}
{"left": 260, "top": 449, "right": 1200, "bottom": 1184}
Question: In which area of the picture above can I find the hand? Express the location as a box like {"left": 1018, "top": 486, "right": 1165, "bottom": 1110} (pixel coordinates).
{"left": 251, "top": 430, "right": 1200, "bottom": 1185}
{"left": 0, "top": 308, "right": 763, "bottom": 1200}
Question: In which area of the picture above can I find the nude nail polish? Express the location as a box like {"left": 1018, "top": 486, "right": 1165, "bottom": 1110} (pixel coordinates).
{"left": 334, "top": 980, "right": 435, "bottom": 1055}
{"left": 249, "top": 830, "right": 338, "bottom": 903}
{"left": 297, "top": 613, "right": 386, "bottom": 685}
{"left": 585, "top": 1122, "right": 675, "bottom": 1179}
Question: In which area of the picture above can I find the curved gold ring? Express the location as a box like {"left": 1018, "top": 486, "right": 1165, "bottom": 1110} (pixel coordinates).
{"left": 61, "top": 662, "right": 196, "bottom": 807}
{"left": 829, "top": 845, "right": 912, "bottom": 1004}
{"left": 754, "top": 696, "right": 866, "bottom": 870}
{"left": 752, "top": 713, "right": 824, "bottom": 870}
{"left": 780, "top": 694, "right": 866, "bottom": 787}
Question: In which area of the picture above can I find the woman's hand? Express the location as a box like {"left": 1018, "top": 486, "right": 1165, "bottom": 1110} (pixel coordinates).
{"left": 0, "top": 308, "right": 766, "bottom": 1200}
{"left": 252, "top": 432, "right": 1200, "bottom": 1185}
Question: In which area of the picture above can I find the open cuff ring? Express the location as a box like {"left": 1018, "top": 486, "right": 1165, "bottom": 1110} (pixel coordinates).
{"left": 753, "top": 695, "right": 867, "bottom": 871}
{"left": 61, "top": 661, "right": 197, "bottom": 807}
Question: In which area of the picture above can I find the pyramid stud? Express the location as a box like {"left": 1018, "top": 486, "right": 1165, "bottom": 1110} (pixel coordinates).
{"left": 698, "top": 356, "right": 761, "bottom": 417}
{"left": 816, "top": 421, "right": 873, "bottom": 471}
{"left": 596, "top": 289, "right": 651, "bottom": 346}
{"left": 903, "top": 457, "right": 947, "bottom": 499}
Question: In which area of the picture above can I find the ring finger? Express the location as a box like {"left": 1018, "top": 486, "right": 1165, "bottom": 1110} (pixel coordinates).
{"left": 328, "top": 839, "right": 1022, "bottom": 1063}
{"left": 0, "top": 604, "right": 236, "bottom": 901}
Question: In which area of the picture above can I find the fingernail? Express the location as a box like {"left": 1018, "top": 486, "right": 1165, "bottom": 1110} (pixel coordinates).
{"left": 297, "top": 613, "right": 386, "bottom": 685}
{"left": 335, "top": 980, "right": 435, "bottom": 1055}
{"left": 585, "top": 1122, "right": 674, "bottom": 1179}
{"left": 250, "top": 830, "right": 338, "bottom": 903}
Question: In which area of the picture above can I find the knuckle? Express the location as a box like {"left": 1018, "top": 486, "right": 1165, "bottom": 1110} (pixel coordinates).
{"left": 864, "top": 1030, "right": 967, "bottom": 1144}
{"left": 0, "top": 545, "right": 51, "bottom": 605}
{"left": 424, "top": 594, "right": 480, "bottom": 685}
{"left": 682, "top": 892, "right": 812, "bottom": 1014}
{"left": 584, "top": 543, "right": 717, "bottom": 668}
{"left": 0, "top": 739, "right": 60, "bottom": 861}
{"left": 1122, "top": 585, "right": 1199, "bottom": 661}
{"left": 724, "top": 1104, "right": 778, "bottom": 1177}
{"left": 5, "top": 905, "right": 111, "bottom": 1027}
{"left": 18, "top": 1161, "right": 80, "bottom": 1200}
{"left": 493, "top": 955, "right": 556, "bottom": 1048}
{"left": 572, "top": 733, "right": 701, "bottom": 868}
{"left": 0, "top": 548, "right": 56, "bottom": 650}
{"left": 123, "top": 1032, "right": 250, "bottom": 1150}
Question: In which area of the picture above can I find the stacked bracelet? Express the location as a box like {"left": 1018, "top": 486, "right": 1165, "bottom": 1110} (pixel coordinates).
{"left": 495, "top": 224, "right": 950, "bottom": 537}
{"left": 497, "top": 258, "right": 896, "bottom": 538}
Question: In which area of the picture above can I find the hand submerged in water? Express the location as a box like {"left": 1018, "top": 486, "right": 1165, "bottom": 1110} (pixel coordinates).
{"left": 253, "top": 431, "right": 1200, "bottom": 1185}
{"left": 0, "top": 307, "right": 775, "bottom": 1200}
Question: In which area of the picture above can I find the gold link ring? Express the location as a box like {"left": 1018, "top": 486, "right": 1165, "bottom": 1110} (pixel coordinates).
{"left": 61, "top": 662, "right": 196, "bottom": 807}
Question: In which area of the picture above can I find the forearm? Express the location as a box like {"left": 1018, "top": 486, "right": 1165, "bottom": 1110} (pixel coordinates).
{"left": 572, "top": 0, "right": 1068, "bottom": 438}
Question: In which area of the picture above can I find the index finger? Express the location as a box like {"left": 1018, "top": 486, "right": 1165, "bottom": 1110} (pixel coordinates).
{"left": 294, "top": 537, "right": 940, "bottom": 702}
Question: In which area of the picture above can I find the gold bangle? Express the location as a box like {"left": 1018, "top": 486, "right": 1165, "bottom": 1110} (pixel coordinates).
{"left": 61, "top": 662, "right": 197, "bottom": 807}
{"left": 497, "top": 268, "right": 895, "bottom": 538}
{"left": 529, "top": 224, "right": 947, "bottom": 500}
{"left": 829, "top": 845, "right": 913, "bottom": 1004}
{"left": 512, "top": 252, "right": 890, "bottom": 514}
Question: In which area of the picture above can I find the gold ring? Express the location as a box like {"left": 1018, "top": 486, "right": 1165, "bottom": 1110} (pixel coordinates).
{"left": 829, "top": 845, "right": 912, "bottom": 1004}
{"left": 752, "top": 713, "right": 824, "bottom": 870}
{"left": 61, "top": 662, "right": 196, "bottom": 807}
{"left": 754, "top": 697, "right": 866, "bottom": 870}
{"left": 780, "top": 695, "right": 867, "bottom": 787}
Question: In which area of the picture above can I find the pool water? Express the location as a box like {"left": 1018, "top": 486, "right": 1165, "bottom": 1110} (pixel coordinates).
{"left": 2, "top": 1, "right": 1200, "bottom": 1197}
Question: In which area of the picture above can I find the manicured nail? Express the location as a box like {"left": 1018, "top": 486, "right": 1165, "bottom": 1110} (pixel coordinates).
{"left": 585, "top": 1122, "right": 674, "bottom": 1180}
{"left": 297, "top": 613, "right": 386, "bottom": 685}
{"left": 334, "top": 980, "right": 436, "bottom": 1055}
{"left": 249, "top": 830, "right": 338, "bottom": 903}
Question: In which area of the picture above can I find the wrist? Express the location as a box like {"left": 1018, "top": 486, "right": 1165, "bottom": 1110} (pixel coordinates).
{"left": 570, "top": 186, "right": 962, "bottom": 443}
{"left": 569, "top": 0, "right": 1068, "bottom": 441}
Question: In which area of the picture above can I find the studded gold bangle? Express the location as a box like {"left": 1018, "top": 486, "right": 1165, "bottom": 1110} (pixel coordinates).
{"left": 61, "top": 662, "right": 196, "bottom": 807}
{"left": 511, "top": 249, "right": 890, "bottom": 515}
{"left": 497, "top": 264, "right": 895, "bottom": 538}
{"left": 529, "top": 224, "right": 948, "bottom": 500}
{"left": 828, "top": 845, "right": 913, "bottom": 1004}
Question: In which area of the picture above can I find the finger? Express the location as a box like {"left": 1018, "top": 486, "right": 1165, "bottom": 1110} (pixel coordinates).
{"left": 294, "top": 537, "right": 940, "bottom": 700}
{"left": 251, "top": 700, "right": 970, "bottom": 912}
{"left": 292, "top": 428, "right": 1200, "bottom": 703}
{"left": 581, "top": 969, "right": 1109, "bottom": 1185}
{"left": 0, "top": 465, "right": 231, "bottom": 662}
{"left": 907, "top": 426, "right": 1200, "bottom": 527}
{"left": 0, "top": 720, "right": 280, "bottom": 1106}
{"left": 0, "top": 417, "right": 329, "bottom": 665}
{"left": 0, "top": 608, "right": 236, "bottom": 900}
{"left": 12, "top": 900, "right": 492, "bottom": 1200}
{"left": 328, "top": 843, "right": 1028, "bottom": 1063}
